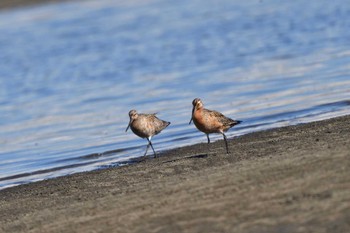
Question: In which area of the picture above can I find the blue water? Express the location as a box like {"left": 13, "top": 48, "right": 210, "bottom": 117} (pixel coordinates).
{"left": 1, "top": 0, "right": 350, "bottom": 189}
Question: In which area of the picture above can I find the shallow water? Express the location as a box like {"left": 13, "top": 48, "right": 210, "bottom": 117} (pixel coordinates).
{"left": 1, "top": 0, "right": 350, "bottom": 189}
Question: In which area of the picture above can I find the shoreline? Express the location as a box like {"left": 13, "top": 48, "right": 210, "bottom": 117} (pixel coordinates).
{"left": 1, "top": 115, "right": 349, "bottom": 232}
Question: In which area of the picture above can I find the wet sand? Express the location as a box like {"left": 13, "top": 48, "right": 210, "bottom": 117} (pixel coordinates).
{"left": 1, "top": 115, "right": 350, "bottom": 233}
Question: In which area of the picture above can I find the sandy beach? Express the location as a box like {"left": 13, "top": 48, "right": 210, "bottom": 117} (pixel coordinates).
{"left": 1, "top": 115, "right": 349, "bottom": 233}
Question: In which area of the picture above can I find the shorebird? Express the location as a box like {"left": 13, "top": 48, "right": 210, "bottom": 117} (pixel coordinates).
{"left": 189, "top": 98, "right": 241, "bottom": 154}
{"left": 126, "top": 110, "right": 170, "bottom": 158}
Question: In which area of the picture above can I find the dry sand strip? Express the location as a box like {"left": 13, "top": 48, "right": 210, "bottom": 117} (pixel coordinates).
{"left": 0, "top": 0, "right": 70, "bottom": 10}
{"left": 1, "top": 115, "right": 350, "bottom": 233}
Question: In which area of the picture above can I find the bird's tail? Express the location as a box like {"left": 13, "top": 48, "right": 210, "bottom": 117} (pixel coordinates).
{"left": 230, "top": 120, "right": 242, "bottom": 127}
{"left": 162, "top": 121, "right": 171, "bottom": 128}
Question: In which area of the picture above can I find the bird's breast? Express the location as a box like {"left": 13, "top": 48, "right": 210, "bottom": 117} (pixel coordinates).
{"left": 193, "top": 109, "right": 222, "bottom": 133}
{"left": 130, "top": 118, "right": 153, "bottom": 138}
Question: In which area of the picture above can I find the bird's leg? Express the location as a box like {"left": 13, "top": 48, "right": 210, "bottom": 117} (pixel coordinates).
{"left": 222, "top": 133, "right": 229, "bottom": 154}
{"left": 147, "top": 137, "right": 157, "bottom": 158}
{"left": 206, "top": 134, "right": 211, "bottom": 155}
{"left": 144, "top": 142, "right": 150, "bottom": 156}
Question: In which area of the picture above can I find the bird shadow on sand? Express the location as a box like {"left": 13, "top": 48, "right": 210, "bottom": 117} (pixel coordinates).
{"left": 186, "top": 154, "right": 208, "bottom": 159}
{"left": 162, "top": 153, "right": 208, "bottom": 164}
{"left": 126, "top": 151, "right": 210, "bottom": 166}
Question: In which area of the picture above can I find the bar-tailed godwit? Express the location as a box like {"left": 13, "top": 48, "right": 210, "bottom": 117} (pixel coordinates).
{"left": 126, "top": 110, "right": 170, "bottom": 157}
{"left": 189, "top": 98, "right": 241, "bottom": 154}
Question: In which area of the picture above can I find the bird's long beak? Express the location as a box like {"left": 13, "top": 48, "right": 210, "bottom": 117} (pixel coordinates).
{"left": 125, "top": 119, "right": 133, "bottom": 132}
{"left": 189, "top": 106, "right": 195, "bottom": 124}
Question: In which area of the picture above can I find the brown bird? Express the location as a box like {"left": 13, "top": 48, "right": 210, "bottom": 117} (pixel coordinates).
{"left": 126, "top": 110, "right": 170, "bottom": 157}
{"left": 189, "top": 98, "right": 241, "bottom": 153}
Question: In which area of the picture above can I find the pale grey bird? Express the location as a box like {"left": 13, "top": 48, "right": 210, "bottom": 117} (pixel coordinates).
{"left": 126, "top": 110, "right": 170, "bottom": 157}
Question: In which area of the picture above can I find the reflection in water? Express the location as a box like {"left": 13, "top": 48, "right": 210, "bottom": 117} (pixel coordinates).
{"left": 0, "top": 0, "right": 350, "bottom": 189}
